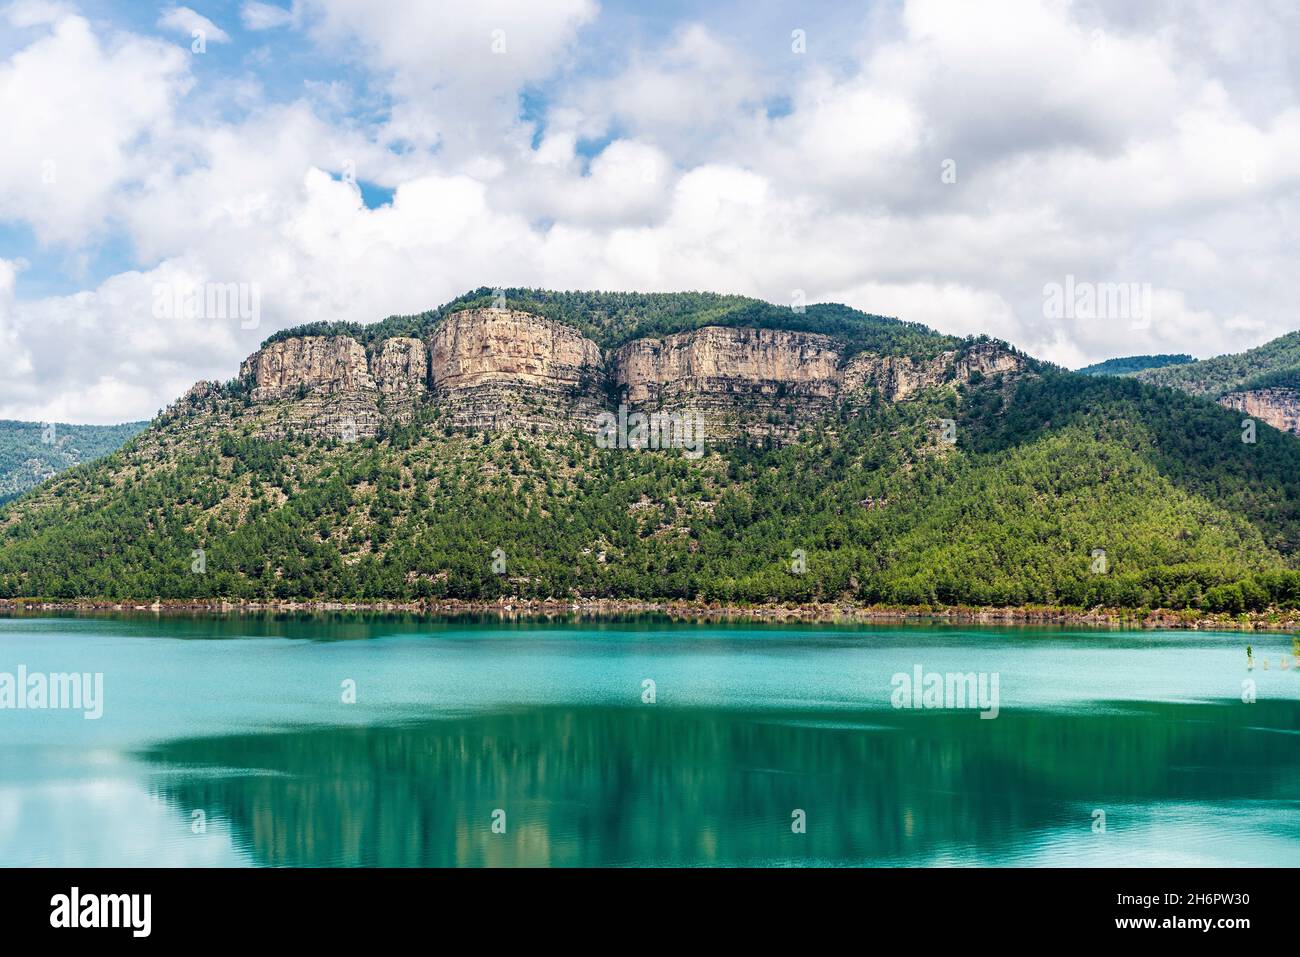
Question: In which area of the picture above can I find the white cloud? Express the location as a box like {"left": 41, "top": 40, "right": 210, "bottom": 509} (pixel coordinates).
{"left": 563, "top": 24, "right": 772, "bottom": 163}
{"left": 0, "top": 14, "right": 191, "bottom": 243}
{"left": 3, "top": 0, "right": 1300, "bottom": 421}
{"left": 241, "top": 2, "right": 294, "bottom": 31}
{"left": 157, "top": 6, "right": 231, "bottom": 44}
{"left": 4, "top": 0, "right": 73, "bottom": 28}
{"left": 297, "top": 0, "right": 598, "bottom": 155}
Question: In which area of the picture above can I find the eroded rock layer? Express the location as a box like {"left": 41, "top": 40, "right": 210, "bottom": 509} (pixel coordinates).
{"left": 372, "top": 338, "right": 428, "bottom": 395}
{"left": 231, "top": 311, "right": 1026, "bottom": 442}
{"left": 842, "top": 341, "right": 1024, "bottom": 401}
{"left": 613, "top": 327, "right": 843, "bottom": 439}
{"left": 240, "top": 336, "right": 375, "bottom": 402}
{"left": 1218, "top": 388, "right": 1300, "bottom": 436}
{"left": 427, "top": 308, "right": 606, "bottom": 430}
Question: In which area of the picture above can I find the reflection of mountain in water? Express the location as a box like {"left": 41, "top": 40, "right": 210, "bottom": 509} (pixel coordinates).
{"left": 141, "top": 700, "right": 1300, "bottom": 867}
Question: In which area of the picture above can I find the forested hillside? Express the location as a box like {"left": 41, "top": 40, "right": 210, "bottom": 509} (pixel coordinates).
{"left": 1077, "top": 354, "right": 1194, "bottom": 377}
{"left": 2, "top": 353, "right": 1297, "bottom": 613}
{"left": 0, "top": 419, "right": 147, "bottom": 504}
{"left": 1137, "top": 332, "right": 1300, "bottom": 397}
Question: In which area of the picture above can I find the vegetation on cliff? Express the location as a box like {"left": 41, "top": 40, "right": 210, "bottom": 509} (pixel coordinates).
{"left": 1136, "top": 331, "right": 1300, "bottom": 398}
{"left": 260, "top": 288, "right": 964, "bottom": 361}
{"left": 1, "top": 353, "right": 1297, "bottom": 612}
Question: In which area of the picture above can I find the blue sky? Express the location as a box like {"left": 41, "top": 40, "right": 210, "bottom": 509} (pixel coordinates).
{"left": 2, "top": 0, "right": 1299, "bottom": 422}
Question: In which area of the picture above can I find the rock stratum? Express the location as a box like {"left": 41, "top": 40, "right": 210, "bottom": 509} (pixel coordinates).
{"left": 428, "top": 309, "right": 606, "bottom": 431}
{"left": 230, "top": 307, "right": 1025, "bottom": 441}
{"left": 1129, "top": 330, "right": 1300, "bottom": 436}
{"left": 1218, "top": 388, "right": 1300, "bottom": 436}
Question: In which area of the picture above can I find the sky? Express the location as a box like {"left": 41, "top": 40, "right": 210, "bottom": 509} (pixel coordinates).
{"left": 1, "top": 0, "right": 1298, "bottom": 423}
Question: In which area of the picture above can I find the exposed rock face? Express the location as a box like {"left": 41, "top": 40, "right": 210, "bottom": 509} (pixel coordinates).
{"left": 232, "top": 314, "right": 1025, "bottom": 443}
{"left": 237, "top": 336, "right": 380, "bottom": 439}
{"left": 616, "top": 327, "right": 842, "bottom": 402}
{"left": 954, "top": 341, "right": 1024, "bottom": 381}
{"left": 841, "top": 355, "right": 935, "bottom": 402}
{"left": 240, "top": 336, "right": 374, "bottom": 402}
{"left": 843, "top": 341, "right": 1023, "bottom": 401}
{"left": 613, "top": 327, "right": 843, "bottom": 439}
{"left": 278, "top": 392, "right": 382, "bottom": 442}
{"left": 372, "top": 337, "right": 429, "bottom": 395}
{"left": 1218, "top": 388, "right": 1300, "bottom": 436}
{"left": 428, "top": 308, "right": 606, "bottom": 430}
{"left": 172, "top": 380, "right": 223, "bottom": 412}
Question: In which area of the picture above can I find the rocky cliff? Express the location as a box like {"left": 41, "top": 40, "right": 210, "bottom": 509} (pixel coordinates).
{"left": 613, "top": 327, "right": 843, "bottom": 439}
{"left": 372, "top": 338, "right": 428, "bottom": 396}
{"left": 1218, "top": 388, "right": 1300, "bottom": 436}
{"left": 240, "top": 336, "right": 375, "bottom": 402}
{"left": 231, "top": 310, "right": 1026, "bottom": 442}
{"left": 842, "top": 341, "right": 1024, "bottom": 401}
{"left": 236, "top": 335, "right": 381, "bottom": 439}
{"left": 427, "top": 308, "right": 606, "bottom": 430}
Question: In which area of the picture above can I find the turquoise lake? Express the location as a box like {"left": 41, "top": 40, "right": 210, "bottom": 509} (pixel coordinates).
{"left": 0, "top": 614, "right": 1296, "bottom": 867}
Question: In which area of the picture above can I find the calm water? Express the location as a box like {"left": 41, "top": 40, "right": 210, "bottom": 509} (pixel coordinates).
{"left": 0, "top": 614, "right": 1296, "bottom": 867}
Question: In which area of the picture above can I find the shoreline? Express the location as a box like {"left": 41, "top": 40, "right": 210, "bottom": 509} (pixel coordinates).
{"left": 0, "top": 596, "right": 1297, "bottom": 631}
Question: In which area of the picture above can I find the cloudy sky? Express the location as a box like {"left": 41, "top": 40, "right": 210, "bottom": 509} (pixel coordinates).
{"left": 2, "top": 0, "right": 1298, "bottom": 423}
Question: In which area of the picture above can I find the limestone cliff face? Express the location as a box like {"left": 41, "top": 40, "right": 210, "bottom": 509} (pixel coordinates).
{"left": 1218, "top": 388, "right": 1300, "bottom": 436}
{"left": 954, "top": 341, "right": 1024, "bottom": 381}
{"left": 616, "top": 327, "right": 842, "bottom": 402}
{"left": 428, "top": 308, "right": 605, "bottom": 429}
{"left": 842, "top": 341, "right": 1023, "bottom": 401}
{"left": 613, "top": 327, "right": 843, "bottom": 438}
{"left": 237, "top": 335, "right": 380, "bottom": 440}
{"left": 371, "top": 337, "right": 428, "bottom": 395}
{"left": 231, "top": 312, "right": 1024, "bottom": 442}
{"left": 240, "top": 336, "right": 374, "bottom": 402}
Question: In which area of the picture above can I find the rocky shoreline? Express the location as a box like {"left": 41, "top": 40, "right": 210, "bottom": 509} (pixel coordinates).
{"left": 1, "top": 596, "right": 1297, "bottom": 632}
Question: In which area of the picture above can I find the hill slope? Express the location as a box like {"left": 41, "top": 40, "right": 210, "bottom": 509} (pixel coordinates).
{"left": 1133, "top": 331, "right": 1300, "bottom": 438}
{"left": 1136, "top": 331, "right": 1300, "bottom": 398}
{"left": 1076, "top": 354, "right": 1194, "bottom": 377}
{"left": 0, "top": 419, "right": 147, "bottom": 505}
{"left": 1, "top": 292, "right": 1297, "bottom": 613}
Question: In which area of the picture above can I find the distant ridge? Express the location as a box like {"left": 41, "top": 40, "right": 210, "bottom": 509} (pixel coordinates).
{"left": 1076, "top": 354, "right": 1194, "bottom": 377}
{"left": 1136, "top": 330, "right": 1300, "bottom": 398}
{"left": 0, "top": 419, "right": 147, "bottom": 504}
{"left": 260, "top": 287, "right": 960, "bottom": 359}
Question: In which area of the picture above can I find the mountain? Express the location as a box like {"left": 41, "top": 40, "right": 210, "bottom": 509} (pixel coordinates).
{"left": 2, "top": 289, "right": 1300, "bottom": 614}
{"left": 1076, "top": 354, "right": 1194, "bottom": 377}
{"left": 0, "top": 419, "right": 147, "bottom": 505}
{"left": 1136, "top": 331, "right": 1300, "bottom": 397}
{"left": 1130, "top": 331, "right": 1300, "bottom": 437}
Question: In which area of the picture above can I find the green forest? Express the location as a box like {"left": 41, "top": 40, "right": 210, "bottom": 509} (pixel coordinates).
{"left": 261, "top": 287, "right": 963, "bottom": 360}
{"left": 1, "top": 358, "right": 1297, "bottom": 613}
{"left": 1137, "top": 330, "right": 1300, "bottom": 398}
{"left": 1076, "top": 354, "right": 1194, "bottom": 377}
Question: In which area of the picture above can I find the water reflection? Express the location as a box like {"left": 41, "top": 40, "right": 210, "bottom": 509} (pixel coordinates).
{"left": 142, "top": 699, "right": 1300, "bottom": 867}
